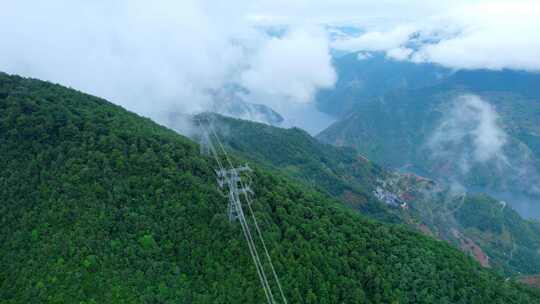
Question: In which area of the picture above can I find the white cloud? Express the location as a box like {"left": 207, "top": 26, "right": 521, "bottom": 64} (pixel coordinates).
{"left": 412, "top": 2, "right": 540, "bottom": 71}
{"left": 356, "top": 52, "right": 373, "bottom": 60}
{"left": 327, "top": 0, "right": 540, "bottom": 71}
{"left": 332, "top": 26, "right": 416, "bottom": 52}
{"left": 241, "top": 28, "right": 336, "bottom": 104}
{"left": 1, "top": 0, "right": 539, "bottom": 135}
{"left": 428, "top": 94, "right": 508, "bottom": 174}
{"left": 0, "top": 0, "right": 336, "bottom": 133}
{"left": 245, "top": 0, "right": 463, "bottom": 27}
{"left": 0, "top": 0, "right": 249, "bottom": 124}
{"left": 386, "top": 47, "right": 414, "bottom": 61}
{"left": 426, "top": 94, "right": 540, "bottom": 214}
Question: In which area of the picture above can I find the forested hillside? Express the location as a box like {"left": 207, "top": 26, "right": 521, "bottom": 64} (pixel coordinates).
{"left": 194, "top": 113, "right": 397, "bottom": 223}
{"left": 1, "top": 72, "right": 540, "bottom": 303}
{"left": 317, "top": 85, "right": 540, "bottom": 218}
{"left": 202, "top": 113, "right": 540, "bottom": 277}
{"left": 385, "top": 174, "right": 540, "bottom": 276}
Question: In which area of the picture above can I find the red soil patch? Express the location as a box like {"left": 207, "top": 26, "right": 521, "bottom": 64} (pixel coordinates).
{"left": 418, "top": 224, "right": 434, "bottom": 237}
{"left": 451, "top": 228, "right": 490, "bottom": 267}
{"left": 518, "top": 276, "right": 540, "bottom": 288}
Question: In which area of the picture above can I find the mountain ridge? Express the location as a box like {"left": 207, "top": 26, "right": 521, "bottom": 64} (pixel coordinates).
{"left": 200, "top": 112, "right": 540, "bottom": 276}
{"left": 2, "top": 71, "right": 540, "bottom": 302}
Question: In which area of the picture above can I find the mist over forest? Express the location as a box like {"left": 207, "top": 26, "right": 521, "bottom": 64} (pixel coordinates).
{"left": 2, "top": 1, "right": 540, "bottom": 302}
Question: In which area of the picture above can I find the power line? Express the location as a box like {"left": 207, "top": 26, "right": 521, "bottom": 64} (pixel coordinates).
{"left": 197, "top": 118, "right": 273, "bottom": 303}
{"left": 241, "top": 181, "right": 288, "bottom": 304}
{"left": 217, "top": 165, "right": 276, "bottom": 304}
{"left": 196, "top": 115, "right": 288, "bottom": 303}
{"left": 208, "top": 120, "right": 278, "bottom": 303}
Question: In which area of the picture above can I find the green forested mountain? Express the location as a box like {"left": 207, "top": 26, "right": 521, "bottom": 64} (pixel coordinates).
{"left": 454, "top": 194, "right": 540, "bottom": 275}
{"left": 385, "top": 174, "right": 540, "bottom": 276}
{"left": 315, "top": 52, "right": 450, "bottom": 117}
{"left": 194, "top": 113, "right": 397, "bottom": 223}
{"left": 317, "top": 85, "right": 540, "bottom": 218}
{"left": 2, "top": 72, "right": 540, "bottom": 303}
{"left": 315, "top": 51, "right": 540, "bottom": 119}
{"left": 201, "top": 113, "right": 540, "bottom": 277}
{"left": 316, "top": 53, "right": 540, "bottom": 210}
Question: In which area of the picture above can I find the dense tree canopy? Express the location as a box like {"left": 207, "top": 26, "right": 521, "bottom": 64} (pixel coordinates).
{"left": 1, "top": 72, "right": 539, "bottom": 303}
{"left": 201, "top": 113, "right": 540, "bottom": 277}
{"left": 196, "top": 113, "right": 396, "bottom": 222}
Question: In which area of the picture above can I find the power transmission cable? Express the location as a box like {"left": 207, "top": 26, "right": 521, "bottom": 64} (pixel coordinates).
{"left": 197, "top": 117, "right": 279, "bottom": 303}
{"left": 201, "top": 116, "right": 289, "bottom": 303}
{"left": 207, "top": 120, "right": 288, "bottom": 304}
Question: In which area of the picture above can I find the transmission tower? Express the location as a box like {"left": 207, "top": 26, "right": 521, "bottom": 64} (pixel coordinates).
{"left": 196, "top": 116, "right": 288, "bottom": 304}
{"left": 216, "top": 165, "right": 253, "bottom": 222}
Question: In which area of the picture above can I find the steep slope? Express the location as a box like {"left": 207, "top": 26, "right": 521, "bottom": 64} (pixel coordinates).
{"left": 194, "top": 113, "right": 540, "bottom": 277}
{"left": 381, "top": 173, "right": 540, "bottom": 276}
{"left": 194, "top": 113, "right": 397, "bottom": 223}
{"left": 2, "top": 72, "right": 540, "bottom": 303}
{"left": 317, "top": 85, "right": 540, "bottom": 219}
{"left": 455, "top": 195, "right": 540, "bottom": 274}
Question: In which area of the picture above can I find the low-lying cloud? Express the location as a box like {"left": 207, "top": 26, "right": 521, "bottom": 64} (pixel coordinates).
{"left": 1, "top": 0, "right": 539, "bottom": 135}
{"left": 426, "top": 94, "right": 540, "bottom": 218}
{"left": 0, "top": 0, "right": 336, "bottom": 134}
{"left": 331, "top": 1, "right": 540, "bottom": 72}
{"left": 427, "top": 94, "right": 508, "bottom": 176}
{"left": 331, "top": 26, "right": 415, "bottom": 53}
{"left": 241, "top": 28, "right": 336, "bottom": 104}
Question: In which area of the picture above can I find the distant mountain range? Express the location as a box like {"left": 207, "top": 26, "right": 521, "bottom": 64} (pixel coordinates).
{"left": 316, "top": 52, "right": 449, "bottom": 117}
{"left": 316, "top": 52, "right": 540, "bottom": 118}
{"left": 316, "top": 51, "right": 540, "bottom": 220}
{"left": 208, "top": 85, "right": 284, "bottom": 126}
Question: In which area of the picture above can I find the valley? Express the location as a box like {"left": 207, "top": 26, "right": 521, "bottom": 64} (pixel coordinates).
{"left": 2, "top": 72, "right": 540, "bottom": 302}
{"left": 195, "top": 113, "right": 540, "bottom": 277}
{"left": 316, "top": 53, "right": 540, "bottom": 222}
{"left": 2, "top": 2, "right": 540, "bottom": 301}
